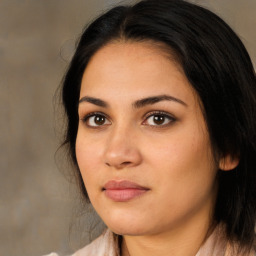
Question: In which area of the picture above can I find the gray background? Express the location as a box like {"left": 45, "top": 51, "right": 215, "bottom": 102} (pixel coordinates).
{"left": 0, "top": 0, "right": 255, "bottom": 256}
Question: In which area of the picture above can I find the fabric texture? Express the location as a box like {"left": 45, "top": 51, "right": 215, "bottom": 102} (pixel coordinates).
{"left": 44, "top": 224, "right": 255, "bottom": 256}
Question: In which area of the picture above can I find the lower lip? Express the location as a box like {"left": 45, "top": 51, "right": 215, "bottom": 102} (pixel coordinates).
{"left": 104, "top": 188, "right": 148, "bottom": 202}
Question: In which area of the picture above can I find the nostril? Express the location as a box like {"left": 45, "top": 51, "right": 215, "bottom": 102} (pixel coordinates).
{"left": 105, "top": 161, "right": 132, "bottom": 168}
{"left": 121, "top": 161, "right": 132, "bottom": 166}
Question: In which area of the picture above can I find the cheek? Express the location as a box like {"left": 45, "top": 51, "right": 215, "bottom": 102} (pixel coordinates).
{"left": 75, "top": 138, "right": 107, "bottom": 205}
{"left": 75, "top": 131, "right": 102, "bottom": 186}
{"left": 146, "top": 141, "right": 217, "bottom": 225}
{"left": 146, "top": 128, "right": 216, "bottom": 196}
{"left": 146, "top": 129, "right": 212, "bottom": 170}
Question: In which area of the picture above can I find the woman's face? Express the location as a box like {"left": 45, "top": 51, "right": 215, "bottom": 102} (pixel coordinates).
{"left": 76, "top": 42, "right": 218, "bottom": 236}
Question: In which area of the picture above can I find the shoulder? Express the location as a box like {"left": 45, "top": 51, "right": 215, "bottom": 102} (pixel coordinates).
{"left": 196, "top": 224, "right": 256, "bottom": 256}
{"left": 42, "top": 230, "right": 118, "bottom": 256}
{"left": 71, "top": 229, "right": 119, "bottom": 256}
{"left": 43, "top": 229, "right": 119, "bottom": 256}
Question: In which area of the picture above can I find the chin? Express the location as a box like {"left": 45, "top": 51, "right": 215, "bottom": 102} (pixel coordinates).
{"left": 108, "top": 224, "right": 148, "bottom": 236}
{"left": 100, "top": 212, "right": 149, "bottom": 236}
{"left": 103, "top": 214, "right": 162, "bottom": 237}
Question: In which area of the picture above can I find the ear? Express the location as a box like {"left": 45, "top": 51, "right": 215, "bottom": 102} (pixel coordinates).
{"left": 219, "top": 155, "right": 239, "bottom": 171}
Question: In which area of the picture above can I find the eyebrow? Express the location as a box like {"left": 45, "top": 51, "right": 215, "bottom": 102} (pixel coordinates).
{"left": 78, "top": 94, "right": 187, "bottom": 108}
{"left": 78, "top": 96, "right": 108, "bottom": 107}
{"left": 133, "top": 94, "right": 187, "bottom": 108}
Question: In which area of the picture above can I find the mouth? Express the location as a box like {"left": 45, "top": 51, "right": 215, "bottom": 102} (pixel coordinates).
{"left": 103, "top": 180, "right": 150, "bottom": 202}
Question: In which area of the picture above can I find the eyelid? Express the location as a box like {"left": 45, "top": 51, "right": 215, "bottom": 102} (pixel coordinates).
{"left": 80, "top": 111, "right": 106, "bottom": 120}
{"left": 80, "top": 111, "right": 111, "bottom": 127}
{"left": 142, "top": 110, "right": 176, "bottom": 126}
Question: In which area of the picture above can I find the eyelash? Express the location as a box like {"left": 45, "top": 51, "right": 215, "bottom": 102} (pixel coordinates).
{"left": 80, "top": 112, "right": 111, "bottom": 129}
{"left": 80, "top": 111, "right": 176, "bottom": 128}
{"left": 143, "top": 111, "right": 176, "bottom": 127}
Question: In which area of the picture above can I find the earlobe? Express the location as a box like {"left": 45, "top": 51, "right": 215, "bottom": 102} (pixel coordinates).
{"left": 219, "top": 155, "right": 239, "bottom": 171}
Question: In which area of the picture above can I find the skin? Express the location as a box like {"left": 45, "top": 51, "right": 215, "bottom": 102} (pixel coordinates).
{"left": 76, "top": 41, "right": 228, "bottom": 256}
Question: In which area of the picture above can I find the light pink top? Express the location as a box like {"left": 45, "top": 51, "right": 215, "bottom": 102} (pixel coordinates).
{"left": 44, "top": 225, "right": 255, "bottom": 256}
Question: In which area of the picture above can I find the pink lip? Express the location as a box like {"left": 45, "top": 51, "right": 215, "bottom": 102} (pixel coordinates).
{"left": 103, "top": 180, "right": 149, "bottom": 202}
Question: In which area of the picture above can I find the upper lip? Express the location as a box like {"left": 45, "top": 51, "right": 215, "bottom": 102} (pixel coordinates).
{"left": 103, "top": 180, "right": 149, "bottom": 190}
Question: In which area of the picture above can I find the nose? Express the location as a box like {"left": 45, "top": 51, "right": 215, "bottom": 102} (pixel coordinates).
{"left": 104, "top": 126, "right": 142, "bottom": 170}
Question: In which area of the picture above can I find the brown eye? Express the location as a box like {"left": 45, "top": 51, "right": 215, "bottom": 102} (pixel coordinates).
{"left": 94, "top": 115, "right": 105, "bottom": 125}
{"left": 144, "top": 113, "right": 175, "bottom": 126}
{"left": 85, "top": 114, "right": 111, "bottom": 127}
{"left": 152, "top": 115, "right": 166, "bottom": 125}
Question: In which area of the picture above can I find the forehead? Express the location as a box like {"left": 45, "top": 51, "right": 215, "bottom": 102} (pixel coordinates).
{"left": 80, "top": 41, "right": 197, "bottom": 106}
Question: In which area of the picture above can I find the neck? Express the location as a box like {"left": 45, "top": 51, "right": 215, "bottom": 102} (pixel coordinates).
{"left": 121, "top": 204, "right": 215, "bottom": 256}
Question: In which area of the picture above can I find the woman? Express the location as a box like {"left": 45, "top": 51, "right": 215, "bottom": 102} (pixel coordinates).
{"left": 46, "top": 0, "right": 256, "bottom": 255}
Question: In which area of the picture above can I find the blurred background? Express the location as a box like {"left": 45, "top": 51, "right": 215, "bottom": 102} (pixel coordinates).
{"left": 0, "top": 0, "right": 255, "bottom": 255}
